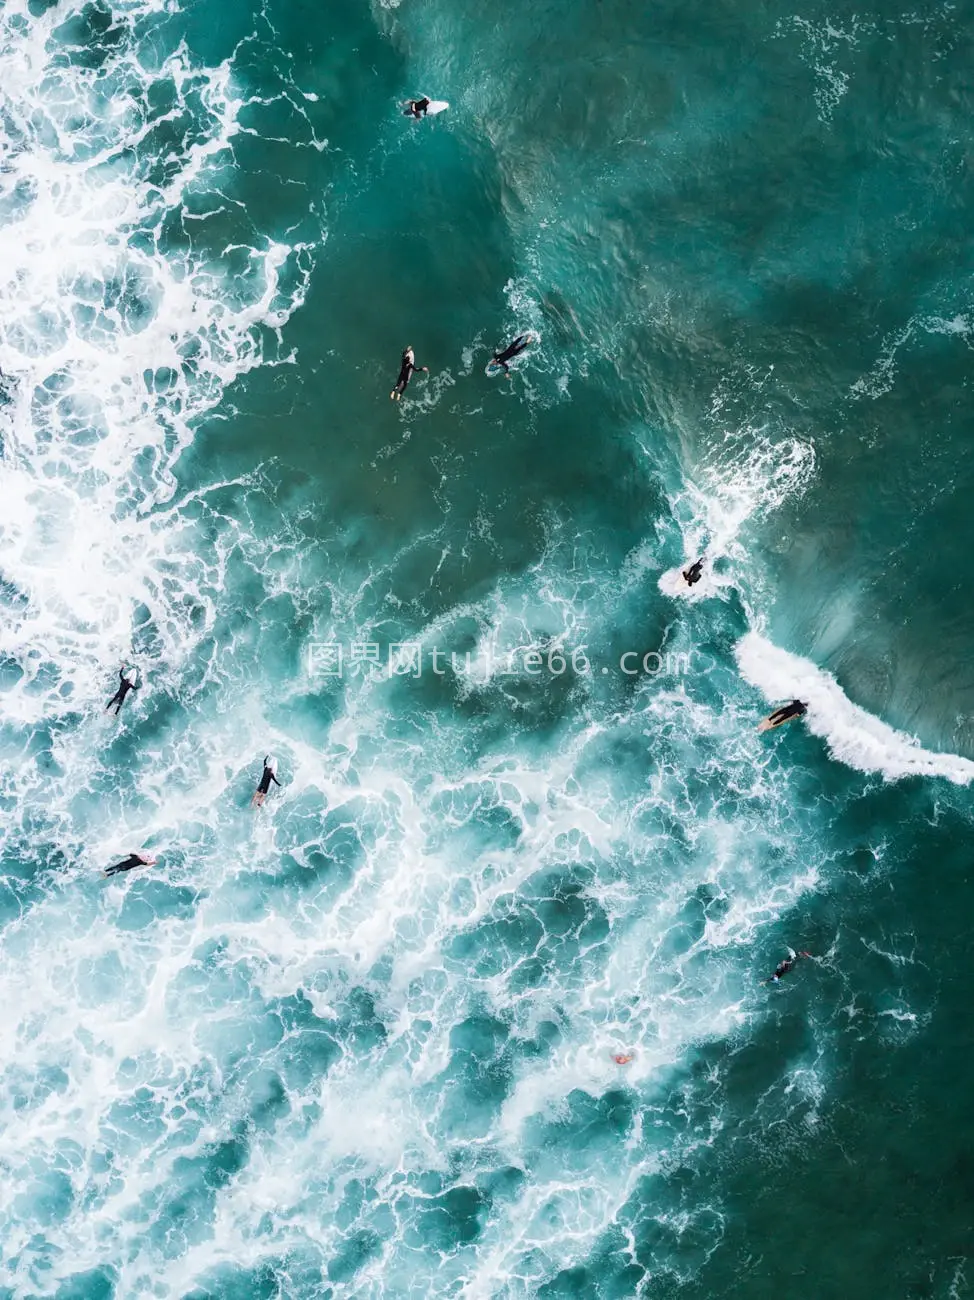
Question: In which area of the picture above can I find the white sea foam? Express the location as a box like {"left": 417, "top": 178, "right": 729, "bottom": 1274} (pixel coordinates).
{"left": 658, "top": 426, "right": 815, "bottom": 608}
{"left": 852, "top": 312, "right": 974, "bottom": 400}
{"left": 0, "top": 3, "right": 895, "bottom": 1295}
{"left": 774, "top": 14, "right": 873, "bottom": 123}
{"left": 736, "top": 630, "right": 974, "bottom": 785}
{"left": 0, "top": 0, "right": 312, "bottom": 723}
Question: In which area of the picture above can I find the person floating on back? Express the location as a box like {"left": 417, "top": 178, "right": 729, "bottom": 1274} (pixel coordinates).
{"left": 761, "top": 947, "right": 812, "bottom": 985}
{"left": 106, "top": 665, "right": 140, "bottom": 716}
{"left": 390, "top": 346, "right": 428, "bottom": 401}
{"left": 403, "top": 97, "right": 431, "bottom": 118}
{"left": 758, "top": 699, "right": 807, "bottom": 732}
{"left": 683, "top": 559, "right": 704, "bottom": 587}
{"left": 489, "top": 333, "right": 535, "bottom": 376}
{"left": 252, "top": 754, "right": 282, "bottom": 808}
{"left": 104, "top": 851, "right": 156, "bottom": 878}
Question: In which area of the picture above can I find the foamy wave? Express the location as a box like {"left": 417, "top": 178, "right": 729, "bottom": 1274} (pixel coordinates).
{"left": 659, "top": 428, "right": 815, "bottom": 608}
{"left": 852, "top": 312, "right": 973, "bottom": 400}
{"left": 736, "top": 631, "right": 974, "bottom": 785}
{"left": 0, "top": 1, "right": 313, "bottom": 714}
{"left": 657, "top": 560, "right": 735, "bottom": 603}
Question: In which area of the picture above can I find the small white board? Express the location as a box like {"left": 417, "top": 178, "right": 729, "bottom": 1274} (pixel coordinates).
{"left": 426, "top": 100, "right": 449, "bottom": 116}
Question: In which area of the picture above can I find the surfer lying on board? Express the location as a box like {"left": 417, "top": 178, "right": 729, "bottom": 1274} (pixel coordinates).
{"left": 759, "top": 699, "right": 807, "bottom": 731}
{"left": 390, "top": 346, "right": 428, "bottom": 401}
{"left": 403, "top": 97, "right": 431, "bottom": 118}
{"left": 490, "top": 333, "right": 534, "bottom": 375}
{"left": 762, "top": 948, "right": 812, "bottom": 984}
{"left": 683, "top": 559, "right": 703, "bottom": 587}
{"left": 105, "top": 851, "right": 156, "bottom": 877}
{"left": 252, "top": 755, "right": 282, "bottom": 808}
{"left": 106, "top": 666, "right": 140, "bottom": 716}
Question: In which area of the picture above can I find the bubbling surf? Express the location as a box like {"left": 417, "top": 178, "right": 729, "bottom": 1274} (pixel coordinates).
{"left": 1, "top": 0, "right": 972, "bottom": 1295}
{"left": 736, "top": 631, "right": 974, "bottom": 786}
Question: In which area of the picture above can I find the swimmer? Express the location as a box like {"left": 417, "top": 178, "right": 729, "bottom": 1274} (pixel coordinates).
{"left": 403, "top": 97, "right": 431, "bottom": 118}
{"left": 390, "top": 346, "right": 429, "bottom": 401}
{"left": 106, "top": 665, "right": 140, "bottom": 716}
{"left": 104, "top": 851, "right": 156, "bottom": 878}
{"left": 251, "top": 754, "right": 282, "bottom": 808}
{"left": 762, "top": 948, "right": 812, "bottom": 985}
{"left": 489, "top": 332, "right": 535, "bottom": 376}
{"left": 682, "top": 559, "right": 704, "bottom": 587}
{"left": 758, "top": 699, "right": 807, "bottom": 732}
{"left": 612, "top": 1054, "right": 634, "bottom": 1066}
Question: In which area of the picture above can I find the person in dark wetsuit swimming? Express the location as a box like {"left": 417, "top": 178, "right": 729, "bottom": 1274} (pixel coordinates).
{"left": 762, "top": 948, "right": 812, "bottom": 984}
{"left": 105, "top": 851, "right": 156, "bottom": 878}
{"left": 490, "top": 333, "right": 534, "bottom": 376}
{"left": 403, "top": 97, "right": 431, "bottom": 118}
{"left": 759, "top": 699, "right": 807, "bottom": 732}
{"left": 390, "top": 346, "right": 429, "bottom": 401}
{"left": 252, "top": 754, "right": 282, "bottom": 807}
{"left": 683, "top": 559, "right": 704, "bottom": 587}
{"left": 106, "top": 666, "right": 140, "bottom": 716}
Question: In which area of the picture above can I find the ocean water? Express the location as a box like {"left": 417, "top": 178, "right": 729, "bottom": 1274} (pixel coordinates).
{"left": 1, "top": 0, "right": 973, "bottom": 1294}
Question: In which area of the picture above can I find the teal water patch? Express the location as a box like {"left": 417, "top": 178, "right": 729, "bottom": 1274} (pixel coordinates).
{"left": 2, "top": 0, "right": 974, "bottom": 1294}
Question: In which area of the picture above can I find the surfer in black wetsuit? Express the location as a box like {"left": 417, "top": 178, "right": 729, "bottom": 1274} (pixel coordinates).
{"left": 683, "top": 559, "right": 704, "bottom": 587}
{"left": 105, "top": 851, "right": 156, "bottom": 877}
{"left": 106, "top": 666, "right": 140, "bottom": 716}
{"left": 762, "top": 948, "right": 812, "bottom": 985}
{"left": 252, "top": 755, "right": 283, "bottom": 807}
{"left": 760, "top": 699, "right": 807, "bottom": 731}
{"left": 403, "top": 97, "right": 431, "bottom": 118}
{"left": 390, "top": 346, "right": 428, "bottom": 401}
{"left": 490, "top": 333, "right": 534, "bottom": 376}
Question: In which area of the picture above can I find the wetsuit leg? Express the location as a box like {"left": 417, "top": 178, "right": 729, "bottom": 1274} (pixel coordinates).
{"left": 392, "top": 363, "right": 412, "bottom": 399}
{"left": 106, "top": 855, "right": 140, "bottom": 876}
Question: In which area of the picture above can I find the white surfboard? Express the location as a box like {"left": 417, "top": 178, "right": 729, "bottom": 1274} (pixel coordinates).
{"left": 426, "top": 100, "right": 449, "bottom": 116}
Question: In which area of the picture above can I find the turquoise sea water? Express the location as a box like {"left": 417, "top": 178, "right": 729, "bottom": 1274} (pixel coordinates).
{"left": 2, "top": 0, "right": 974, "bottom": 1295}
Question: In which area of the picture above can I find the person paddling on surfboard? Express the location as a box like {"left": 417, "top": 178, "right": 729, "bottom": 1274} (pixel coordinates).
{"left": 761, "top": 948, "right": 812, "bottom": 985}
{"left": 758, "top": 699, "right": 807, "bottom": 732}
{"left": 104, "top": 851, "right": 156, "bottom": 878}
{"left": 403, "top": 97, "right": 431, "bottom": 118}
{"left": 390, "top": 346, "right": 428, "bottom": 401}
{"left": 683, "top": 559, "right": 704, "bottom": 587}
{"left": 252, "top": 755, "right": 282, "bottom": 808}
{"left": 489, "top": 332, "right": 535, "bottom": 376}
{"left": 106, "top": 665, "right": 140, "bottom": 716}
